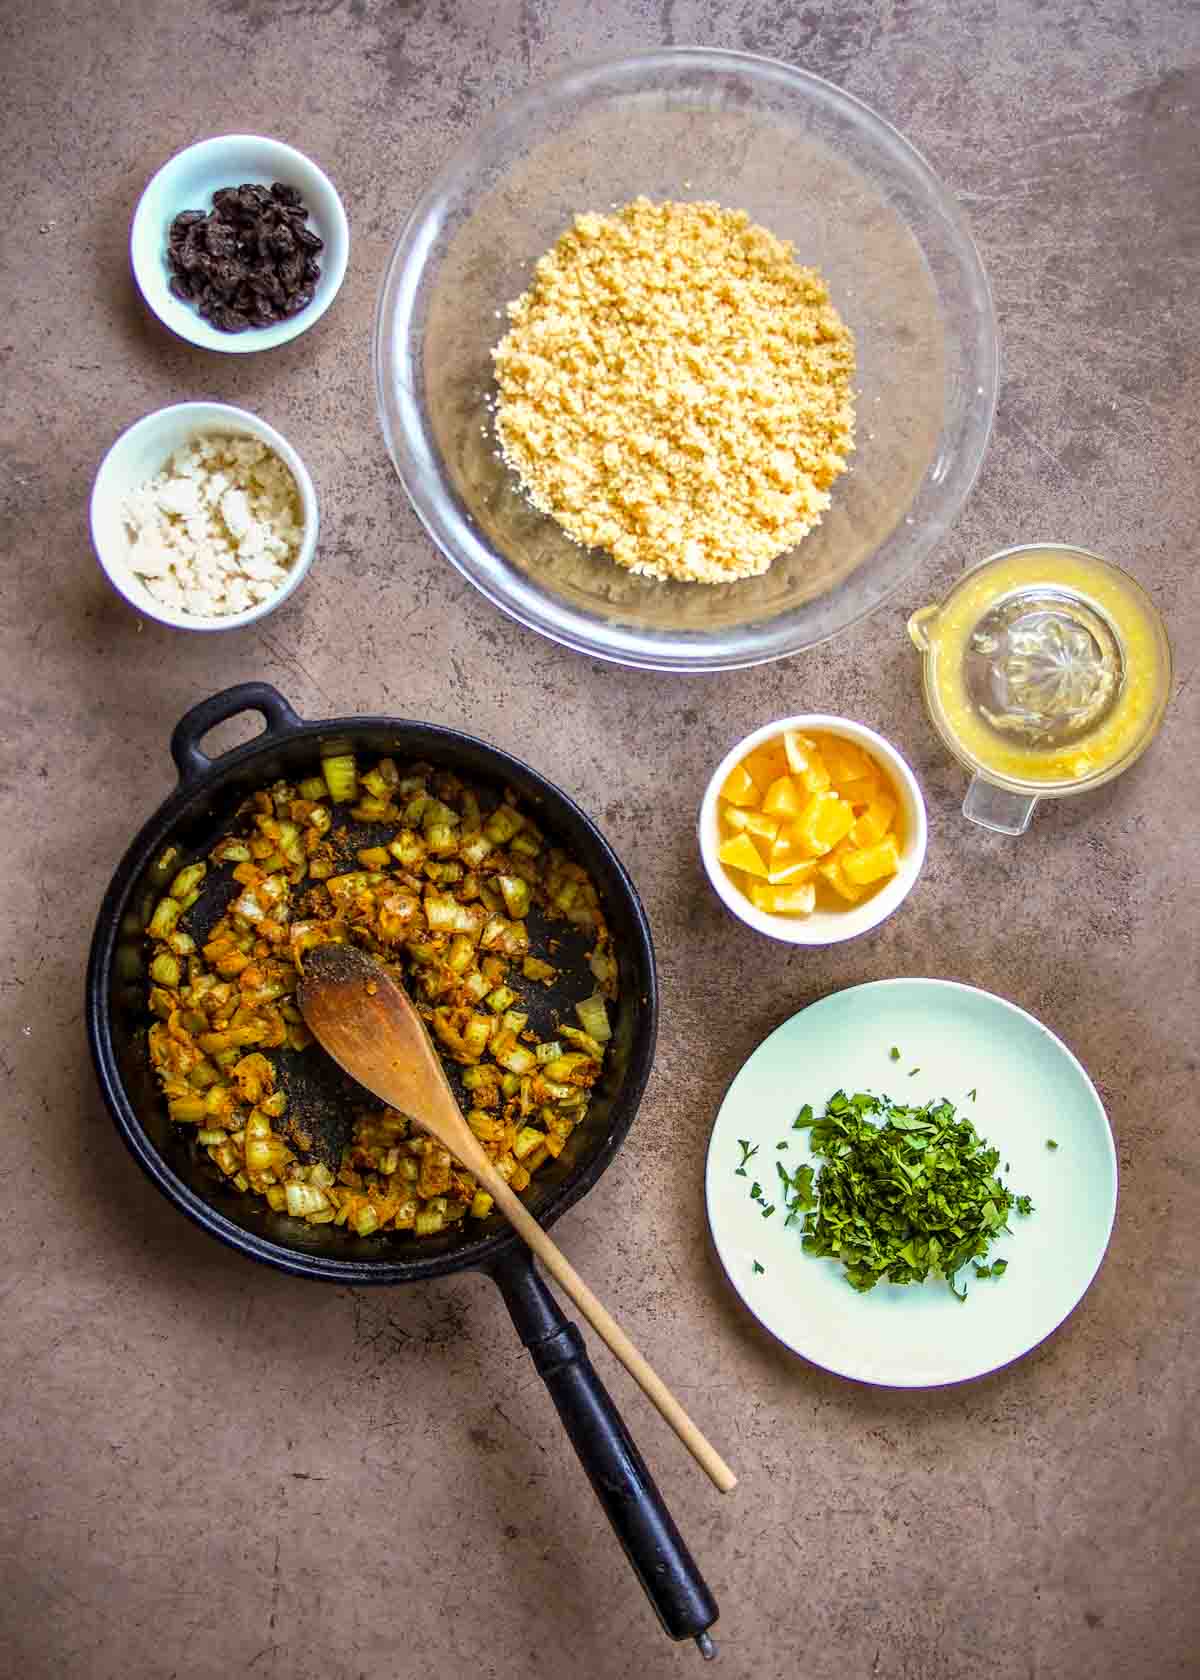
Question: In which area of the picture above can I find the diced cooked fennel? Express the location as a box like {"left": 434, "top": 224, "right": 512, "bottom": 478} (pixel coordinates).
{"left": 575, "top": 992, "right": 612, "bottom": 1043}
{"left": 144, "top": 752, "right": 616, "bottom": 1238}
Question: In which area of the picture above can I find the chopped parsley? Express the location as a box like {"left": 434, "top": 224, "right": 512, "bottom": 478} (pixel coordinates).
{"left": 749, "top": 1181, "right": 763, "bottom": 1202}
{"left": 793, "top": 1103, "right": 814, "bottom": 1130}
{"left": 908, "top": 1066, "right": 920, "bottom": 1077}
{"left": 761, "top": 1204, "right": 776, "bottom": 1219}
{"left": 752, "top": 1260, "right": 765, "bottom": 1275}
{"left": 889, "top": 1046, "right": 901, "bottom": 1061}
{"left": 777, "top": 1089, "right": 1029, "bottom": 1299}
{"left": 781, "top": 1161, "right": 816, "bottom": 1227}
{"left": 734, "top": 1138, "right": 759, "bottom": 1177}
{"left": 967, "top": 1088, "right": 977, "bottom": 1102}
{"left": 1046, "top": 1138, "right": 1059, "bottom": 1150}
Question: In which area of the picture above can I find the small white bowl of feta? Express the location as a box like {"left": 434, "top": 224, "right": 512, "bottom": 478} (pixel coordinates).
{"left": 91, "top": 401, "right": 318, "bottom": 629}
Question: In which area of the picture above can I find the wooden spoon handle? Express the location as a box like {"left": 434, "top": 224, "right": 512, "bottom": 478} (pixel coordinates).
{"left": 464, "top": 1147, "right": 737, "bottom": 1495}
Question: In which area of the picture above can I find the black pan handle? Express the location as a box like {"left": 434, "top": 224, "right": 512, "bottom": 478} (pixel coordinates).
{"left": 170, "top": 683, "right": 303, "bottom": 786}
{"left": 490, "top": 1246, "right": 719, "bottom": 1656}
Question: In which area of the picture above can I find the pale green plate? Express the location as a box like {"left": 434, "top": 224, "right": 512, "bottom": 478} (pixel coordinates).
{"left": 705, "top": 979, "right": 1117, "bottom": 1386}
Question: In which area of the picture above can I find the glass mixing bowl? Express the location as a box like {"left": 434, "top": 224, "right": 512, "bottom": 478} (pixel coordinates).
{"left": 374, "top": 48, "right": 998, "bottom": 672}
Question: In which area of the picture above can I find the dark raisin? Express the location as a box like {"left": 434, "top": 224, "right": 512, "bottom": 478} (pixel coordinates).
{"left": 169, "top": 275, "right": 194, "bottom": 300}
{"left": 204, "top": 222, "right": 236, "bottom": 260}
{"left": 295, "top": 226, "right": 324, "bottom": 253}
{"left": 285, "top": 287, "right": 315, "bottom": 315}
{"left": 209, "top": 258, "right": 243, "bottom": 294}
{"left": 302, "top": 258, "right": 321, "bottom": 283}
{"left": 271, "top": 182, "right": 302, "bottom": 206}
{"left": 169, "top": 211, "right": 204, "bottom": 245}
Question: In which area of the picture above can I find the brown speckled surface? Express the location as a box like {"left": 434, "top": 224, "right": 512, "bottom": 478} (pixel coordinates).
{"left": 2, "top": 3, "right": 1199, "bottom": 1677}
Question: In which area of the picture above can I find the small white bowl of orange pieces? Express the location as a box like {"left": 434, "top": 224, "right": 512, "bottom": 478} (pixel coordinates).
{"left": 699, "top": 715, "right": 928, "bottom": 944}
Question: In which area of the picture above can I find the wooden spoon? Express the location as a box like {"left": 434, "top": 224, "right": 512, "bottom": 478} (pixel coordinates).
{"left": 297, "top": 942, "right": 737, "bottom": 1495}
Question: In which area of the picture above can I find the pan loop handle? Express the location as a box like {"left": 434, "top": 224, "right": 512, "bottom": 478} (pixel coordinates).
{"left": 170, "top": 683, "right": 303, "bottom": 785}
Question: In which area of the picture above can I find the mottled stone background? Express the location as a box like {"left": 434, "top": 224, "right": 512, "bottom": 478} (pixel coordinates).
{"left": 1, "top": 3, "right": 1197, "bottom": 1677}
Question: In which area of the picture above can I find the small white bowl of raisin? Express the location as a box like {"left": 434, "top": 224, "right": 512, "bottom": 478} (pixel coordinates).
{"left": 130, "top": 134, "right": 349, "bottom": 353}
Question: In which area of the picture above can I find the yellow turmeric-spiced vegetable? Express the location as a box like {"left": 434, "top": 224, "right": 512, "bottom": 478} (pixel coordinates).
{"left": 144, "top": 754, "right": 616, "bottom": 1238}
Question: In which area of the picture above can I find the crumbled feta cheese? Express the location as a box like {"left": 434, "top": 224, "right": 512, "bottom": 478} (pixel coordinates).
{"left": 121, "top": 432, "right": 304, "bottom": 618}
{"left": 156, "top": 478, "right": 202, "bottom": 518}
{"left": 219, "top": 487, "right": 252, "bottom": 540}
{"left": 240, "top": 553, "right": 281, "bottom": 581}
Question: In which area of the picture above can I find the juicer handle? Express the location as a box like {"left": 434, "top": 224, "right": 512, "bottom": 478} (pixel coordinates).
{"left": 963, "top": 776, "right": 1039, "bottom": 835}
{"left": 490, "top": 1245, "right": 720, "bottom": 1656}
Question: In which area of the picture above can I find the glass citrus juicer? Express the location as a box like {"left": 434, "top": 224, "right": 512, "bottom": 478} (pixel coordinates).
{"left": 908, "top": 543, "right": 1172, "bottom": 834}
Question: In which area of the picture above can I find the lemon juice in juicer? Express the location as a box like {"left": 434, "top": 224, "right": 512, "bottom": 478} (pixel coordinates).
{"left": 909, "top": 544, "right": 1171, "bottom": 834}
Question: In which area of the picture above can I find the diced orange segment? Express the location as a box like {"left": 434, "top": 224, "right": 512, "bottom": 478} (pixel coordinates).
{"left": 791, "top": 791, "right": 857, "bottom": 856}
{"left": 787, "top": 807, "right": 821, "bottom": 856}
{"left": 766, "top": 860, "right": 813, "bottom": 887}
{"left": 761, "top": 775, "right": 803, "bottom": 818}
{"left": 817, "top": 856, "right": 865, "bottom": 902}
{"left": 717, "top": 832, "right": 770, "bottom": 879}
{"left": 837, "top": 774, "right": 882, "bottom": 810}
{"left": 817, "top": 798, "right": 857, "bottom": 852}
{"left": 767, "top": 830, "right": 804, "bottom": 867}
{"left": 741, "top": 743, "right": 789, "bottom": 792}
{"left": 820, "top": 736, "right": 873, "bottom": 789}
{"left": 723, "top": 804, "right": 780, "bottom": 845}
{"left": 851, "top": 795, "right": 897, "bottom": 848}
{"left": 720, "top": 764, "right": 760, "bottom": 807}
{"left": 768, "top": 857, "right": 816, "bottom": 884}
{"left": 783, "top": 732, "right": 832, "bottom": 792}
{"left": 749, "top": 880, "right": 817, "bottom": 916}
{"left": 782, "top": 730, "right": 817, "bottom": 773}
{"left": 842, "top": 835, "right": 901, "bottom": 886}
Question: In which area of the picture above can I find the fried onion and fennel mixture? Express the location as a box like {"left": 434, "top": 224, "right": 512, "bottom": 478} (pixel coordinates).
{"left": 144, "top": 753, "right": 615, "bottom": 1238}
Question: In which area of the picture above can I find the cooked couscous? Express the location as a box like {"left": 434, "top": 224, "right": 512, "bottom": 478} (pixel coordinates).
{"left": 492, "top": 197, "right": 856, "bottom": 584}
